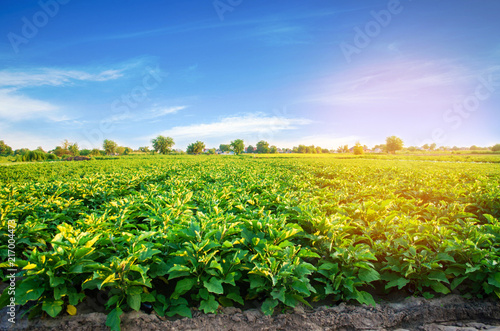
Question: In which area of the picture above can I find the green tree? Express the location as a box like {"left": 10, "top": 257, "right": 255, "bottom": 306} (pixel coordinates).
{"left": 246, "top": 145, "right": 255, "bottom": 153}
{"left": 219, "top": 144, "right": 231, "bottom": 153}
{"left": 270, "top": 145, "right": 278, "bottom": 153}
{"left": 230, "top": 139, "right": 245, "bottom": 155}
{"left": 116, "top": 146, "right": 126, "bottom": 155}
{"left": 353, "top": 142, "right": 364, "bottom": 155}
{"left": 90, "top": 148, "right": 102, "bottom": 156}
{"left": 152, "top": 136, "right": 175, "bottom": 154}
{"left": 256, "top": 140, "right": 270, "bottom": 154}
{"left": 0, "top": 140, "right": 13, "bottom": 156}
{"left": 187, "top": 141, "right": 206, "bottom": 154}
{"left": 69, "top": 143, "right": 79, "bottom": 156}
{"left": 492, "top": 144, "right": 500, "bottom": 152}
{"left": 52, "top": 146, "right": 70, "bottom": 157}
{"left": 316, "top": 146, "right": 322, "bottom": 154}
{"left": 422, "top": 143, "right": 430, "bottom": 150}
{"left": 298, "top": 145, "right": 307, "bottom": 153}
{"left": 103, "top": 139, "right": 118, "bottom": 155}
{"left": 139, "top": 146, "right": 150, "bottom": 153}
{"left": 429, "top": 143, "right": 436, "bottom": 151}
{"left": 386, "top": 136, "right": 404, "bottom": 154}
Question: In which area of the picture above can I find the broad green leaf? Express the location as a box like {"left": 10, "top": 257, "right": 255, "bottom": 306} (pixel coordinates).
{"left": 358, "top": 268, "right": 380, "bottom": 283}
{"left": 127, "top": 293, "right": 141, "bottom": 311}
{"left": 204, "top": 277, "right": 224, "bottom": 294}
{"left": 199, "top": 295, "right": 219, "bottom": 314}
{"left": 171, "top": 278, "right": 196, "bottom": 299}
{"left": 261, "top": 298, "right": 278, "bottom": 315}
{"left": 106, "top": 307, "right": 123, "bottom": 331}
{"left": 42, "top": 300, "right": 64, "bottom": 318}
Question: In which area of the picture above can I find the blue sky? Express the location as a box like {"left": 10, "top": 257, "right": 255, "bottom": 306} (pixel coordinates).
{"left": 0, "top": 0, "right": 499, "bottom": 150}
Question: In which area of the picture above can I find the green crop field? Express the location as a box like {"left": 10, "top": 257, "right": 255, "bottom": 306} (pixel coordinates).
{"left": 1, "top": 155, "right": 499, "bottom": 330}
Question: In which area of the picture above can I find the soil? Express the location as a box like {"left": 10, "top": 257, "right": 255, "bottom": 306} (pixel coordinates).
{"left": 1, "top": 295, "right": 499, "bottom": 331}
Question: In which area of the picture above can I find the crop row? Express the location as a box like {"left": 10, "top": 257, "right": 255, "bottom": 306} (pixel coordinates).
{"left": 0, "top": 156, "right": 499, "bottom": 330}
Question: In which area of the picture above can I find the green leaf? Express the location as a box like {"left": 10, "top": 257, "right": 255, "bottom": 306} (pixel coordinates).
{"left": 127, "top": 293, "right": 141, "bottom": 311}
{"left": 291, "top": 280, "right": 311, "bottom": 295}
{"left": 358, "top": 268, "right": 380, "bottom": 283}
{"left": 75, "top": 247, "right": 93, "bottom": 259}
{"left": 261, "top": 298, "right": 278, "bottom": 315}
{"left": 428, "top": 271, "right": 449, "bottom": 284}
{"left": 42, "top": 299, "right": 64, "bottom": 318}
{"left": 106, "top": 307, "right": 123, "bottom": 331}
{"left": 204, "top": 277, "right": 224, "bottom": 294}
{"left": 171, "top": 278, "right": 196, "bottom": 299}
{"left": 435, "top": 252, "right": 455, "bottom": 263}
{"left": 488, "top": 273, "right": 500, "bottom": 288}
{"left": 354, "top": 290, "right": 376, "bottom": 306}
{"left": 199, "top": 295, "right": 219, "bottom": 314}
{"left": 271, "top": 287, "right": 286, "bottom": 303}
{"left": 386, "top": 277, "right": 410, "bottom": 290}
{"left": 451, "top": 276, "right": 467, "bottom": 290}
{"left": 430, "top": 281, "right": 450, "bottom": 294}
{"left": 227, "top": 292, "right": 244, "bottom": 305}
{"left": 166, "top": 305, "right": 192, "bottom": 318}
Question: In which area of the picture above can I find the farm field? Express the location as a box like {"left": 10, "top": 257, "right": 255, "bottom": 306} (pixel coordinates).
{"left": 0, "top": 155, "right": 499, "bottom": 330}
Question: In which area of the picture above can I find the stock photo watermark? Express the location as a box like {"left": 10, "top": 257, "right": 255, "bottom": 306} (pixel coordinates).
{"left": 418, "top": 68, "right": 500, "bottom": 146}
{"left": 6, "top": 220, "right": 17, "bottom": 324}
{"left": 7, "top": 0, "right": 71, "bottom": 53}
{"left": 213, "top": 0, "right": 243, "bottom": 21}
{"left": 83, "top": 66, "right": 163, "bottom": 148}
{"left": 340, "top": 0, "right": 411, "bottom": 63}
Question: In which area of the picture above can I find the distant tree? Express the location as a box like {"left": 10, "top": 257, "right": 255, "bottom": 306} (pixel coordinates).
{"left": 90, "top": 148, "right": 102, "bottom": 156}
{"left": 270, "top": 145, "right": 278, "bottom": 154}
{"left": 386, "top": 136, "right": 404, "bottom": 154}
{"left": 292, "top": 147, "right": 299, "bottom": 153}
{"left": 219, "top": 144, "right": 231, "bottom": 153}
{"left": 62, "top": 139, "right": 71, "bottom": 150}
{"left": 298, "top": 145, "right": 307, "bottom": 153}
{"left": 139, "top": 146, "right": 150, "bottom": 153}
{"left": 407, "top": 146, "right": 417, "bottom": 152}
{"left": 316, "top": 146, "right": 322, "bottom": 154}
{"left": 343, "top": 145, "right": 349, "bottom": 153}
{"left": 353, "top": 142, "right": 364, "bottom": 155}
{"left": 256, "top": 140, "right": 270, "bottom": 154}
{"left": 116, "top": 146, "right": 126, "bottom": 155}
{"left": 492, "top": 144, "right": 500, "bottom": 152}
{"left": 429, "top": 143, "right": 436, "bottom": 151}
{"left": 152, "top": 136, "right": 175, "bottom": 154}
{"left": 79, "top": 149, "right": 91, "bottom": 156}
{"left": 187, "top": 141, "right": 206, "bottom": 154}
{"left": 230, "top": 139, "right": 245, "bottom": 155}
{"left": 470, "top": 145, "right": 478, "bottom": 151}
{"left": 103, "top": 139, "right": 118, "bottom": 155}
{"left": 0, "top": 140, "right": 13, "bottom": 156}
{"left": 422, "top": 144, "right": 430, "bottom": 150}
{"left": 246, "top": 145, "right": 255, "bottom": 153}
{"left": 52, "top": 146, "right": 70, "bottom": 157}
{"left": 14, "top": 148, "right": 30, "bottom": 156}
{"left": 207, "top": 148, "right": 216, "bottom": 155}
{"left": 452, "top": 146, "right": 459, "bottom": 151}
{"left": 322, "top": 148, "right": 329, "bottom": 153}
{"left": 69, "top": 143, "right": 79, "bottom": 156}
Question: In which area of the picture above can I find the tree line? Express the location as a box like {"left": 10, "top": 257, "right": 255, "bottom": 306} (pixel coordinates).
{"left": 1, "top": 136, "right": 499, "bottom": 162}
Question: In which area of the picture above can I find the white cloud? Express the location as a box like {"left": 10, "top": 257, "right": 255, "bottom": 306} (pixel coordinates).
{"left": 0, "top": 68, "right": 124, "bottom": 88}
{"left": 0, "top": 88, "right": 58, "bottom": 121}
{"left": 108, "top": 105, "right": 187, "bottom": 123}
{"left": 157, "top": 113, "right": 312, "bottom": 140}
